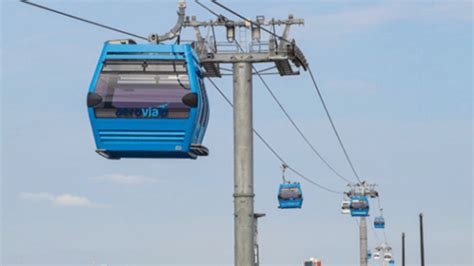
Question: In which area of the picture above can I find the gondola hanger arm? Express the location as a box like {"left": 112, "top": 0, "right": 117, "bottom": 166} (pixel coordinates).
{"left": 148, "top": 0, "right": 187, "bottom": 44}
{"left": 281, "top": 163, "right": 289, "bottom": 183}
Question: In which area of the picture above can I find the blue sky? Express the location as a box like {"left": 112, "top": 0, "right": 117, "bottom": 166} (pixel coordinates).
{"left": 1, "top": 0, "right": 472, "bottom": 265}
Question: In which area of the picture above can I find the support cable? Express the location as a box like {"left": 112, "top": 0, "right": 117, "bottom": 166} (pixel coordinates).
{"left": 195, "top": 0, "right": 221, "bottom": 18}
{"left": 234, "top": 42, "right": 352, "bottom": 184}
{"left": 206, "top": 78, "right": 343, "bottom": 195}
{"left": 20, "top": 0, "right": 148, "bottom": 41}
{"left": 307, "top": 67, "right": 363, "bottom": 183}
{"left": 254, "top": 65, "right": 351, "bottom": 183}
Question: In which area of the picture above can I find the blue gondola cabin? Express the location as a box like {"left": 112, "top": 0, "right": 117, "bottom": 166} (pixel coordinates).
{"left": 87, "top": 40, "right": 209, "bottom": 159}
{"left": 350, "top": 195, "right": 369, "bottom": 217}
{"left": 278, "top": 182, "right": 303, "bottom": 209}
{"left": 374, "top": 216, "right": 385, "bottom": 229}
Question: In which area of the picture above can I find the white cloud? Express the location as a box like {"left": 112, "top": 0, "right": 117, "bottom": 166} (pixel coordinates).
{"left": 18, "top": 192, "right": 108, "bottom": 208}
{"left": 91, "top": 174, "right": 159, "bottom": 185}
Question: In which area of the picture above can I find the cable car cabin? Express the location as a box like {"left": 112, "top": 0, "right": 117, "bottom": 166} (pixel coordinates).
{"left": 350, "top": 195, "right": 369, "bottom": 217}
{"left": 374, "top": 216, "right": 385, "bottom": 229}
{"left": 87, "top": 41, "right": 210, "bottom": 159}
{"left": 278, "top": 182, "right": 303, "bottom": 209}
{"left": 341, "top": 200, "right": 350, "bottom": 214}
{"left": 373, "top": 252, "right": 380, "bottom": 260}
{"left": 384, "top": 253, "right": 393, "bottom": 261}
{"left": 367, "top": 250, "right": 372, "bottom": 259}
{"left": 389, "top": 259, "right": 395, "bottom": 265}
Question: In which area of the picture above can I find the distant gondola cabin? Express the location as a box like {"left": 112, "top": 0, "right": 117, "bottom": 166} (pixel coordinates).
{"left": 374, "top": 216, "right": 385, "bottom": 229}
{"left": 278, "top": 182, "right": 303, "bottom": 209}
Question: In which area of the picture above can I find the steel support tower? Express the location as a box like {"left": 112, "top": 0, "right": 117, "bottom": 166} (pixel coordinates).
{"left": 346, "top": 182, "right": 379, "bottom": 266}
{"left": 182, "top": 9, "right": 308, "bottom": 266}
{"left": 360, "top": 217, "right": 368, "bottom": 266}
{"left": 233, "top": 61, "right": 255, "bottom": 266}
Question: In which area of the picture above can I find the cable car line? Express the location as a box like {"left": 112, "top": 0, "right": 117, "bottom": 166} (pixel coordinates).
{"left": 287, "top": 166, "right": 342, "bottom": 194}
{"left": 252, "top": 64, "right": 352, "bottom": 183}
{"left": 22, "top": 0, "right": 396, "bottom": 257}
{"left": 195, "top": 1, "right": 353, "bottom": 188}
{"left": 23, "top": 0, "right": 366, "bottom": 187}
{"left": 20, "top": 0, "right": 148, "bottom": 41}
{"left": 204, "top": 17, "right": 383, "bottom": 256}
{"left": 206, "top": 78, "right": 343, "bottom": 195}
{"left": 195, "top": 2, "right": 354, "bottom": 184}
{"left": 195, "top": 0, "right": 222, "bottom": 19}
{"left": 208, "top": 0, "right": 364, "bottom": 184}
{"left": 232, "top": 42, "right": 352, "bottom": 184}
{"left": 307, "top": 67, "right": 363, "bottom": 183}
{"left": 20, "top": 0, "right": 344, "bottom": 192}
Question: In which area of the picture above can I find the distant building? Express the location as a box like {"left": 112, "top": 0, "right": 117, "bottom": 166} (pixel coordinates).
{"left": 304, "top": 257, "right": 322, "bottom": 266}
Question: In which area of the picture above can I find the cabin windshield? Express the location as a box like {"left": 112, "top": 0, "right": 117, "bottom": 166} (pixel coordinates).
{"left": 93, "top": 60, "right": 191, "bottom": 119}
{"left": 279, "top": 187, "right": 302, "bottom": 199}
{"left": 351, "top": 200, "right": 368, "bottom": 209}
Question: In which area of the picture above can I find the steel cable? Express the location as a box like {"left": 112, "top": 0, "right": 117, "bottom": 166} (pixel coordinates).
{"left": 20, "top": 0, "right": 148, "bottom": 41}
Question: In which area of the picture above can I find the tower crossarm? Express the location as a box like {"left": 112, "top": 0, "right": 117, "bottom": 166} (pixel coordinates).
{"left": 182, "top": 14, "right": 307, "bottom": 76}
